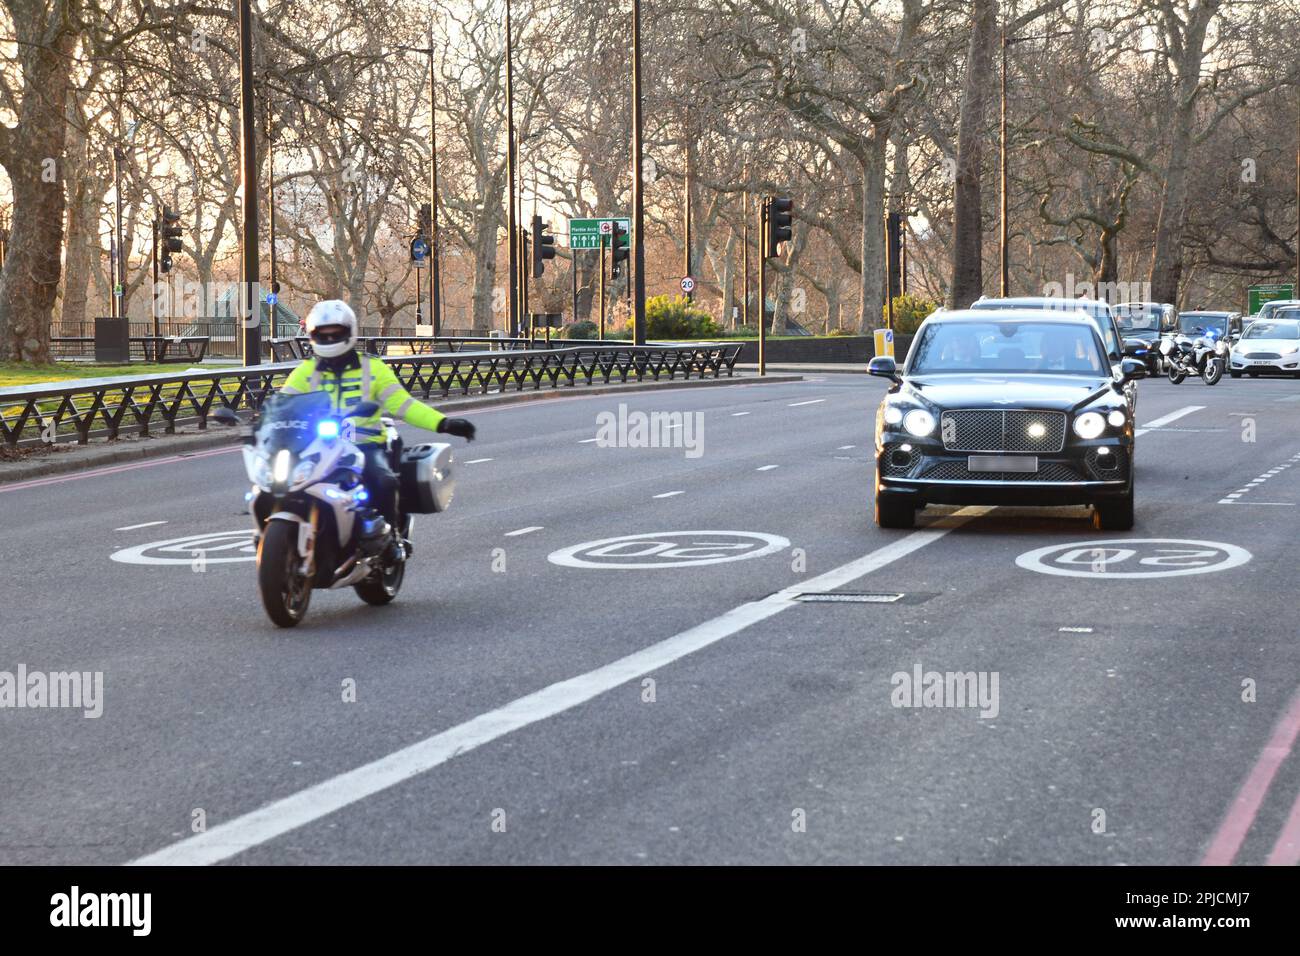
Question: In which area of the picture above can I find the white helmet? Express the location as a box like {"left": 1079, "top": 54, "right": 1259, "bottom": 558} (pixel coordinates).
{"left": 304, "top": 300, "right": 358, "bottom": 358}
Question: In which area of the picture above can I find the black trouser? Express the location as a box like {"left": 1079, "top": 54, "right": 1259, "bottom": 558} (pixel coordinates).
{"left": 360, "top": 445, "right": 399, "bottom": 527}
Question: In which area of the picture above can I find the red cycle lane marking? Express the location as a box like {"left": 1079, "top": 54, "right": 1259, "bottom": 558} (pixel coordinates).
{"left": 1265, "top": 788, "right": 1300, "bottom": 865}
{"left": 1202, "top": 685, "right": 1300, "bottom": 865}
{"left": 0, "top": 445, "right": 240, "bottom": 493}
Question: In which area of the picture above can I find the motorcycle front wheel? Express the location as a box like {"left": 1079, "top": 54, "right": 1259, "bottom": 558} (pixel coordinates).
{"left": 258, "top": 520, "right": 313, "bottom": 627}
{"left": 1167, "top": 363, "right": 1186, "bottom": 384}
{"left": 1201, "top": 358, "right": 1223, "bottom": 385}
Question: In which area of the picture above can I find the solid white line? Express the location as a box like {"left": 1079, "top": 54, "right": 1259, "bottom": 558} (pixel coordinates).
{"left": 578, "top": 438, "right": 600, "bottom": 443}
{"left": 1220, "top": 501, "right": 1296, "bottom": 506}
{"left": 115, "top": 520, "right": 167, "bottom": 532}
{"left": 1135, "top": 404, "right": 1204, "bottom": 437}
{"left": 125, "top": 507, "right": 989, "bottom": 866}
{"left": 653, "top": 491, "right": 684, "bottom": 499}
{"left": 731, "top": 412, "right": 750, "bottom": 417}
{"left": 504, "top": 526, "right": 543, "bottom": 537}
{"left": 756, "top": 465, "right": 779, "bottom": 471}
{"left": 788, "top": 399, "right": 826, "bottom": 407}
{"left": 463, "top": 458, "right": 494, "bottom": 464}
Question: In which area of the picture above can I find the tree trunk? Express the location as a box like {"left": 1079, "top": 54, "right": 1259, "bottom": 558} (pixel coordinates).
{"left": 949, "top": 0, "right": 998, "bottom": 308}
{"left": 0, "top": 7, "right": 79, "bottom": 362}
{"left": 857, "top": 136, "right": 888, "bottom": 332}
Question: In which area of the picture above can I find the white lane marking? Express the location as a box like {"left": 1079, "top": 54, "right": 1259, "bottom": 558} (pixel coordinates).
{"left": 578, "top": 438, "right": 600, "bottom": 443}
{"left": 115, "top": 520, "right": 167, "bottom": 532}
{"left": 1217, "top": 449, "right": 1300, "bottom": 504}
{"left": 756, "top": 465, "right": 779, "bottom": 471}
{"left": 653, "top": 491, "right": 684, "bottom": 499}
{"left": 126, "top": 507, "right": 989, "bottom": 866}
{"left": 463, "top": 458, "right": 494, "bottom": 464}
{"left": 1134, "top": 405, "right": 1203, "bottom": 437}
{"left": 731, "top": 412, "right": 750, "bottom": 417}
{"left": 504, "top": 526, "right": 543, "bottom": 537}
{"left": 838, "top": 445, "right": 856, "bottom": 450}
{"left": 1276, "top": 394, "right": 1300, "bottom": 402}
{"left": 1059, "top": 627, "right": 1094, "bottom": 633}
{"left": 1219, "top": 501, "right": 1296, "bottom": 506}
{"left": 788, "top": 399, "right": 826, "bottom": 407}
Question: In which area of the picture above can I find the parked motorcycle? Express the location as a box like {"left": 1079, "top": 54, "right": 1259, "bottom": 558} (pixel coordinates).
{"left": 1159, "top": 328, "right": 1226, "bottom": 385}
{"left": 211, "top": 393, "right": 455, "bottom": 627}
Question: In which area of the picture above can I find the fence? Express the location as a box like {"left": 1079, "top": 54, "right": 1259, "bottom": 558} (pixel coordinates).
{"left": 1, "top": 343, "right": 744, "bottom": 448}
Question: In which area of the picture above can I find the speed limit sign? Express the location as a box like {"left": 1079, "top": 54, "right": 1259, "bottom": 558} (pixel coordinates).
{"left": 680, "top": 276, "right": 696, "bottom": 294}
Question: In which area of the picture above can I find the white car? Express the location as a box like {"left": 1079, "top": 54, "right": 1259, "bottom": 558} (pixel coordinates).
{"left": 1229, "top": 320, "right": 1300, "bottom": 378}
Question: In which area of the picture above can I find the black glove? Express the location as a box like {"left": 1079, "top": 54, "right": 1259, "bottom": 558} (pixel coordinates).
{"left": 438, "top": 417, "right": 476, "bottom": 442}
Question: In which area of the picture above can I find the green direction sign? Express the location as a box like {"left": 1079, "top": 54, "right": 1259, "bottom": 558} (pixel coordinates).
{"left": 569, "top": 217, "right": 631, "bottom": 250}
{"left": 1248, "top": 283, "right": 1295, "bottom": 315}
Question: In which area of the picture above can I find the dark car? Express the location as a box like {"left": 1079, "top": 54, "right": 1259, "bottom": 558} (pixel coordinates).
{"left": 1115, "top": 302, "right": 1176, "bottom": 375}
{"left": 870, "top": 310, "right": 1146, "bottom": 531}
{"left": 968, "top": 296, "right": 1125, "bottom": 364}
{"left": 1173, "top": 310, "right": 1241, "bottom": 340}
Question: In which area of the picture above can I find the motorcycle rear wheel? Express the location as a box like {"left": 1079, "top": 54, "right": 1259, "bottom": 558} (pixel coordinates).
{"left": 355, "top": 558, "right": 405, "bottom": 605}
{"left": 258, "top": 521, "right": 312, "bottom": 627}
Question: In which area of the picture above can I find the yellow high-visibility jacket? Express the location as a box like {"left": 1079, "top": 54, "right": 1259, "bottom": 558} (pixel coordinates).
{"left": 279, "top": 351, "right": 445, "bottom": 443}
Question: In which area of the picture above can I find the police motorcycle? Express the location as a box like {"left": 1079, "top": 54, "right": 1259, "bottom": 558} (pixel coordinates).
{"left": 1159, "top": 325, "right": 1226, "bottom": 386}
{"left": 211, "top": 393, "right": 453, "bottom": 627}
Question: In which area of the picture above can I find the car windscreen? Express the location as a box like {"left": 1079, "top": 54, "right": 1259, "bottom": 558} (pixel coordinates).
{"left": 1242, "top": 322, "right": 1300, "bottom": 340}
{"left": 1115, "top": 308, "right": 1160, "bottom": 332}
{"left": 1178, "top": 314, "right": 1227, "bottom": 334}
{"left": 970, "top": 301, "right": 1118, "bottom": 356}
{"left": 1269, "top": 308, "right": 1300, "bottom": 323}
{"left": 909, "top": 322, "right": 1107, "bottom": 376}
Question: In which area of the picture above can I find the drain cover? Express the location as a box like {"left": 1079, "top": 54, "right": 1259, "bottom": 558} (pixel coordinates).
{"left": 793, "top": 592, "right": 905, "bottom": 604}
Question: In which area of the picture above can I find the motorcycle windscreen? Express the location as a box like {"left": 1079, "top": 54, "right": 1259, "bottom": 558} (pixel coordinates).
{"left": 258, "top": 391, "right": 333, "bottom": 454}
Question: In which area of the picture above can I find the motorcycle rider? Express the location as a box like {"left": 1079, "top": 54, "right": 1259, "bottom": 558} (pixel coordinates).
{"left": 278, "top": 300, "right": 476, "bottom": 554}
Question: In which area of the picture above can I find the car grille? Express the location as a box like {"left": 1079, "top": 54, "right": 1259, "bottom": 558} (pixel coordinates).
{"left": 940, "top": 409, "right": 1066, "bottom": 453}
{"left": 918, "top": 460, "right": 1081, "bottom": 482}
{"left": 1243, "top": 352, "right": 1280, "bottom": 360}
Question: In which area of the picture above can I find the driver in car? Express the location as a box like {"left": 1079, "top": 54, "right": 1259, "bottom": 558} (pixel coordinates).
{"left": 278, "top": 300, "right": 476, "bottom": 552}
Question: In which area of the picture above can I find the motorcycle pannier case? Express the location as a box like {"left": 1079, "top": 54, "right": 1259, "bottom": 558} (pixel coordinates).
{"left": 398, "top": 443, "right": 455, "bottom": 513}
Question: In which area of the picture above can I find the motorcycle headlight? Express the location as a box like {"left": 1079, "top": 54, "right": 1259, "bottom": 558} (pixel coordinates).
{"left": 291, "top": 457, "right": 318, "bottom": 488}
{"left": 1158, "top": 338, "right": 1173, "bottom": 355}
{"left": 246, "top": 451, "right": 273, "bottom": 490}
{"left": 883, "top": 405, "right": 904, "bottom": 426}
{"left": 903, "top": 409, "right": 936, "bottom": 437}
{"left": 272, "top": 449, "right": 293, "bottom": 485}
{"left": 1073, "top": 412, "right": 1106, "bottom": 440}
{"left": 1214, "top": 340, "right": 1227, "bottom": 354}
{"left": 1107, "top": 409, "right": 1126, "bottom": 428}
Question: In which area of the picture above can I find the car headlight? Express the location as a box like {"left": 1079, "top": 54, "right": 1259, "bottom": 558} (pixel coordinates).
{"left": 1073, "top": 412, "right": 1106, "bottom": 440}
{"left": 1106, "top": 409, "right": 1126, "bottom": 428}
{"left": 903, "top": 409, "right": 936, "bottom": 437}
{"left": 1282, "top": 345, "right": 1299, "bottom": 355}
{"left": 883, "top": 405, "right": 904, "bottom": 426}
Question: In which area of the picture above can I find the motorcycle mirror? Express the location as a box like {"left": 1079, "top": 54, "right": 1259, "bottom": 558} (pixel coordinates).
{"left": 210, "top": 406, "right": 241, "bottom": 427}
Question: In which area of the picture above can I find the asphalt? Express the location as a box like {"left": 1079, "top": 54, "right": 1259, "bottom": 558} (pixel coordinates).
{"left": 1, "top": 371, "right": 1298, "bottom": 865}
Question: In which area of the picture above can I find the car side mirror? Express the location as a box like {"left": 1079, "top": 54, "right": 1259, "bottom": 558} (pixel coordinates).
{"left": 210, "top": 406, "right": 241, "bottom": 426}
{"left": 1120, "top": 357, "right": 1147, "bottom": 381}
{"left": 868, "top": 355, "right": 901, "bottom": 382}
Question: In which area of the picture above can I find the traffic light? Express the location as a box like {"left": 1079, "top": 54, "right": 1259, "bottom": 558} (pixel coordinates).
{"left": 610, "top": 220, "right": 629, "bottom": 279}
{"left": 160, "top": 205, "right": 182, "bottom": 273}
{"left": 765, "top": 197, "right": 793, "bottom": 258}
{"left": 531, "top": 215, "right": 556, "bottom": 278}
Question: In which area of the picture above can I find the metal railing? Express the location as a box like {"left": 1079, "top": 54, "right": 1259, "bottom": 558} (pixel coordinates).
{"left": 0, "top": 343, "right": 742, "bottom": 448}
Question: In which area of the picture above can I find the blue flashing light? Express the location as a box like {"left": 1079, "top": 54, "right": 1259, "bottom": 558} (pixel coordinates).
{"left": 317, "top": 419, "right": 340, "bottom": 439}
{"left": 355, "top": 487, "right": 369, "bottom": 502}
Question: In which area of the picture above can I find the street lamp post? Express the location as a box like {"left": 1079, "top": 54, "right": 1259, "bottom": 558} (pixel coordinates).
{"left": 505, "top": 0, "right": 520, "bottom": 336}
{"left": 999, "top": 23, "right": 1009, "bottom": 297}
{"left": 630, "top": 0, "right": 647, "bottom": 345}
{"left": 237, "top": 0, "right": 260, "bottom": 366}
{"left": 428, "top": 24, "right": 442, "bottom": 337}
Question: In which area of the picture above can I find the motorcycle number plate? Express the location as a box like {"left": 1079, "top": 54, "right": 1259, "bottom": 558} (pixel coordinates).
{"left": 968, "top": 455, "right": 1037, "bottom": 473}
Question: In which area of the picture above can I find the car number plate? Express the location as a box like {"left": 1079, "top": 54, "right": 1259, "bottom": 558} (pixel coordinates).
{"left": 968, "top": 455, "right": 1037, "bottom": 473}
{"left": 1250, "top": 360, "right": 1275, "bottom": 365}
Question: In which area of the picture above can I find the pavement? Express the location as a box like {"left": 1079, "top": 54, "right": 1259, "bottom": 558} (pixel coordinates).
{"left": 1, "top": 371, "right": 1299, "bottom": 865}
